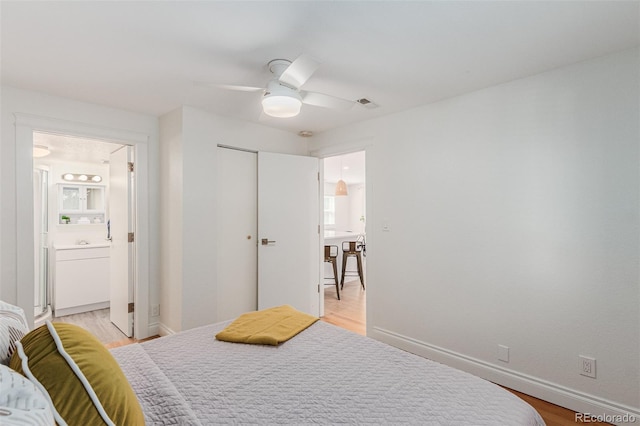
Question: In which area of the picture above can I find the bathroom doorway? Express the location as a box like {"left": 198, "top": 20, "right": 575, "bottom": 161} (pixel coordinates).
{"left": 32, "top": 131, "right": 133, "bottom": 345}
{"left": 321, "top": 151, "right": 366, "bottom": 335}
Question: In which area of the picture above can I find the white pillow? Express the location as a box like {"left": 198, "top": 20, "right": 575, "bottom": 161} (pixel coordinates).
{"left": 0, "top": 364, "right": 54, "bottom": 425}
{"left": 0, "top": 300, "right": 29, "bottom": 366}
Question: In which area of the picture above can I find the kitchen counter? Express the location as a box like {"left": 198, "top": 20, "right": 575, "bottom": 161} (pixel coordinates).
{"left": 324, "top": 230, "right": 363, "bottom": 240}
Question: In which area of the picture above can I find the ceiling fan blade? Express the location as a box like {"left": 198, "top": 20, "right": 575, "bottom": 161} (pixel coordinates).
{"left": 203, "top": 83, "right": 264, "bottom": 92}
{"left": 302, "top": 91, "right": 355, "bottom": 111}
{"left": 278, "top": 54, "right": 320, "bottom": 89}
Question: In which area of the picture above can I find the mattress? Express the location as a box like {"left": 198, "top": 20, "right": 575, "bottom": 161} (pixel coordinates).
{"left": 111, "top": 321, "right": 545, "bottom": 425}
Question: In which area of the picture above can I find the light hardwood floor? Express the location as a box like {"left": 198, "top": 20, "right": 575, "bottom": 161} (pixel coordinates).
{"left": 52, "top": 308, "right": 132, "bottom": 347}
{"left": 322, "top": 279, "right": 366, "bottom": 335}
{"left": 320, "top": 280, "right": 610, "bottom": 426}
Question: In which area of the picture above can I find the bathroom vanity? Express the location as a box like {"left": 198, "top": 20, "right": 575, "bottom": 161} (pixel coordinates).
{"left": 53, "top": 243, "right": 110, "bottom": 317}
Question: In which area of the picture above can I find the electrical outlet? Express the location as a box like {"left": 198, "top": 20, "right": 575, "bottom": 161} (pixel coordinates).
{"left": 579, "top": 355, "right": 596, "bottom": 378}
{"left": 151, "top": 304, "right": 160, "bottom": 317}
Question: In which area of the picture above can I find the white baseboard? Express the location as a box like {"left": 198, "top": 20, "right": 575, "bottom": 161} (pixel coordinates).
{"left": 370, "top": 326, "right": 639, "bottom": 424}
{"left": 157, "top": 322, "right": 176, "bottom": 337}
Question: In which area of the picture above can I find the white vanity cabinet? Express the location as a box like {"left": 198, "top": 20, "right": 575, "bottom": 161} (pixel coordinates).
{"left": 53, "top": 244, "right": 110, "bottom": 317}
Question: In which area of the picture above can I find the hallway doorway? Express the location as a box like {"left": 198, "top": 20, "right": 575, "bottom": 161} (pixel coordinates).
{"left": 322, "top": 151, "right": 366, "bottom": 332}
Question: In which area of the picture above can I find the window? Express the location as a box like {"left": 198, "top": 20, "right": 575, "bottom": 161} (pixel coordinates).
{"left": 324, "top": 195, "right": 335, "bottom": 226}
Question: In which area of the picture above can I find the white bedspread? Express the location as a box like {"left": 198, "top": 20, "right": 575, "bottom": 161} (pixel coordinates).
{"left": 112, "top": 321, "right": 545, "bottom": 425}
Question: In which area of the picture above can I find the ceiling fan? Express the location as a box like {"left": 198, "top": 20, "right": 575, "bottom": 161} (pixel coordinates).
{"left": 213, "top": 54, "right": 356, "bottom": 118}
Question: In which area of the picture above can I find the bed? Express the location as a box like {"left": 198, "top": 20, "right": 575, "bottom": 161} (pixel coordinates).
{"left": 110, "top": 320, "right": 545, "bottom": 425}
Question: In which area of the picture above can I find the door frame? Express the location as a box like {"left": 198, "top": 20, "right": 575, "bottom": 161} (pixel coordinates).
{"left": 13, "top": 113, "right": 151, "bottom": 338}
{"left": 311, "top": 141, "right": 372, "bottom": 325}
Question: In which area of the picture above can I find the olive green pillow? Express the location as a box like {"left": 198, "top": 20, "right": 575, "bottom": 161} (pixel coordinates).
{"left": 10, "top": 322, "right": 144, "bottom": 426}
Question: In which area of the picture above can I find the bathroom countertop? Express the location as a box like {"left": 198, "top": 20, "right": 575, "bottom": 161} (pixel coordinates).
{"left": 54, "top": 243, "right": 111, "bottom": 250}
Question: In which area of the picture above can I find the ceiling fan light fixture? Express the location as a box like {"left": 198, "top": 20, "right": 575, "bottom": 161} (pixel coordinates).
{"left": 262, "top": 93, "right": 302, "bottom": 118}
{"left": 215, "top": 55, "right": 354, "bottom": 118}
{"left": 262, "top": 81, "right": 302, "bottom": 118}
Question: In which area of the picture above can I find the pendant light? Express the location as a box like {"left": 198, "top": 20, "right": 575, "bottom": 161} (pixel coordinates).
{"left": 335, "top": 179, "right": 348, "bottom": 196}
{"left": 335, "top": 159, "right": 348, "bottom": 196}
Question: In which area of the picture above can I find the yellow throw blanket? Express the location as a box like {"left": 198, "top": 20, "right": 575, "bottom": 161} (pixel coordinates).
{"left": 215, "top": 305, "right": 319, "bottom": 346}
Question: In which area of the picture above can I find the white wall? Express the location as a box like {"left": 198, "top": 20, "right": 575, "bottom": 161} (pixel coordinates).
{"left": 348, "top": 184, "right": 366, "bottom": 234}
{"left": 158, "top": 108, "right": 183, "bottom": 334}
{"left": 0, "top": 86, "right": 159, "bottom": 336}
{"left": 323, "top": 182, "right": 348, "bottom": 230}
{"left": 310, "top": 49, "right": 640, "bottom": 417}
{"left": 158, "top": 106, "right": 308, "bottom": 333}
{"left": 323, "top": 182, "right": 365, "bottom": 233}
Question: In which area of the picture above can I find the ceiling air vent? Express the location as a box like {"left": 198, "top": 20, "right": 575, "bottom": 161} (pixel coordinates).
{"left": 356, "top": 98, "right": 379, "bottom": 109}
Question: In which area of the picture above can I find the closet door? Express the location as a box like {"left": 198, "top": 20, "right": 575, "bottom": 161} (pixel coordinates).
{"left": 216, "top": 147, "right": 258, "bottom": 321}
{"left": 257, "top": 152, "right": 320, "bottom": 317}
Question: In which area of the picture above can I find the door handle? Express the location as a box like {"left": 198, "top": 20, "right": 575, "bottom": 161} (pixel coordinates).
{"left": 261, "top": 238, "right": 276, "bottom": 246}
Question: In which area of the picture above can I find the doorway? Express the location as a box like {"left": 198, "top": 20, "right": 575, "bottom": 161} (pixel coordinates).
{"left": 321, "top": 151, "right": 366, "bottom": 335}
{"left": 32, "top": 131, "right": 133, "bottom": 345}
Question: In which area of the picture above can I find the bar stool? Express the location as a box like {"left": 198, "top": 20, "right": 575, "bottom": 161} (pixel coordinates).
{"left": 324, "top": 245, "right": 340, "bottom": 300}
{"left": 341, "top": 241, "right": 365, "bottom": 290}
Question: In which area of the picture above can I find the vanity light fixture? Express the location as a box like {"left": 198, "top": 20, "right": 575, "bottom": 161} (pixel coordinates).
{"left": 33, "top": 145, "right": 50, "bottom": 158}
{"left": 62, "top": 173, "right": 102, "bottom": 183}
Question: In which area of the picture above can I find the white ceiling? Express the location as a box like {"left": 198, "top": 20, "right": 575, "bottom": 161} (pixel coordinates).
{"left": 34, "top": 132, "right": 124, "bottom": 164}
{"left": 2, "top": 1, "right": 638, "bottom": 136}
